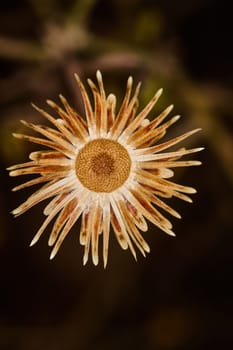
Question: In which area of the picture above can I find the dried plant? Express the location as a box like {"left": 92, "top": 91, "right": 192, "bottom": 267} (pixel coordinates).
{"left": 8, "top": 71, "right": 203, "bottom": 267}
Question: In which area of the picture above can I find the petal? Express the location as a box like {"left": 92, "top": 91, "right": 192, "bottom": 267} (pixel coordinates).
{"left": 91, "top": 200, "right": 102, "bottom": 266}
{"left": 48, "top": 197, "right": 78, "bottom": 246}
{"left": 30, "top": 190, "right": 79, "bottom": 247}
{"left": 96, "top": 70, "right": 108, "bottom": 136}
{"left": 109, "top": 76, "right": 135, "bottom": 139}
{"left": 12, "top": 133, "right": 75, "bottom": 158}
{"left": 110, "top": 194, "right": 137, "bottom": 260}
{"left": 106, "top": 93, "right": 116, "bottom": 131}
{"left": 129, "top": 115, "right": 180, "bottom": 148}
{"left": 121, "top": 187, "right": 175, "bottom": 236}
{"left": 118, "top": 198, "right": 150, "bottom": 255}
{"left": 12, "top": 176, "right": 77, "bottom": 216}
{"left": 74, "top": 74, "right": 95, "bottom": 137}
{"left": 50, "top": 205, "right": 82, "bottom": 259}
{"left": 102, "top": 195, "right": 111, "bottom": 268}
{"left": 127, "top": 104, "right": 174, "bottom": 145}
{"left": 135, "top": 128, "right": 202, "bottom": 156}
{"left": 120, "top": 88, "right": 163, "bottom": 141}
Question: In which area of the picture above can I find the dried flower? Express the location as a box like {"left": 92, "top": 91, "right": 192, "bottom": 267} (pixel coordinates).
{"left": 8, "top": 71, "right": 203, "bottom": 267}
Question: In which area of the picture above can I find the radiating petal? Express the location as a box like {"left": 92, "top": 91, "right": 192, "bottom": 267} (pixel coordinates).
{"left": 134, "top": 128, "right": 202, "bottom": 156}
{"left": 87, "top": 78, "right": 102, "bottom": 137}
{"left": 106, "top": 94, "right": 116, "bottom": 131}
{"left": 118, "top": 198, "right": 150, "bottom": 255}
{"left": 127, "top": 104, "right": 174, "bottom": 145}
{"left": 111, "top": 194, "right": 137, "bottom": 260}
{"left": 74, "top": 74, "right": 95, "bottom": 137}
{"left": 96, "top": 70, "right": 108, "bottom": 136}
{"left": 109, "top": 76, "right": 134, "bottom": 139}
{"left": 50, "top": 205, "right": 82, "bottom": 260}
{"left": 120, "top": 88, "right": 163, "bottom": 141}
{"left": 12, "top": 133, "right": 75, "bottom": 158}
{"left": 48, "top": 197, "right": 78, "bottom": 246}
{"left": 91, "top": 199, "right": 102, "bottom": 265}
{"left": 11, "top": 175, "right": 56, "bottom": 192}
{"left": 102, "top": 195, "right": 111, "bottom": 268}
{"left": 30, "top": 190, "right": 79, "bottom": 247}
{"left": 31, "top": 103, "right": 79, "bottom": 145}
{"left": 12, "top": 176, "right": 77, "bottom": 216}
{"left": 129, "top": 115, "right": 180, "bottom": 148}
{"left": 121, "top": 187, "right": 175, "bottom": 236}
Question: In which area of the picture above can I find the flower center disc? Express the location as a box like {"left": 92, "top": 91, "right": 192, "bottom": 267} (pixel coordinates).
{"left": 75, "top": 138, "right": 131, "bottom": 193}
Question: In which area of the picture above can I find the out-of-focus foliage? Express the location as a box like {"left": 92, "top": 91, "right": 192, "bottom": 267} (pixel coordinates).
{"left": 0, "top": 1, "right": 232, "bottom": 349}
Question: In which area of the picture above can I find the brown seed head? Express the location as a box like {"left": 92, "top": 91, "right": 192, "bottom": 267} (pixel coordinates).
{"left": 75, "top": 138, "right": 131, "bottom": 193}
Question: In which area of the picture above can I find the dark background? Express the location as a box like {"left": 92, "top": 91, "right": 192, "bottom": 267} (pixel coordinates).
{"left": 0, "top": 0, "right": 232, "bottom": 349}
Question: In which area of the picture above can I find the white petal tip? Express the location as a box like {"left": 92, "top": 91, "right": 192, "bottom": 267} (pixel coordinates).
{"left": 93, "top": 257, "right": 99, "bottom": 266}
{"left": 140, "top": 118, "right": 150, "bottom": 127}
{"left": 48, "top": 239, "right": 54, "bottom": 247}
{"left": 58, "top": 93, "right": 65, "bottom": 100}
{"left": 165, "top": 104, "right": 174, "bottom": 114}
{"left": 83, "top": 255, "right": 88, "bottom": 266}
{"left": 127, "top": 76, "right": 133, "bottom": 85}
{"left": 46, "top": 99, "right": 54, "bottom": 106}
{"left": 11, "top": 209, "right": 19, "bottom": 216}
{"left": 167, "top": 230, "right": 176, "bottom": 237}
{"left": 157, "top": 88, "right": 163, "bottom": 95}
{"left": 49, "top": 251, "right": 56, "bottom": 260}
{"left": 12, "top": 133, "right": 19, "bottom": 138}
{"left": 74, "top": 74, "right": 81, "bottom": 83}
{"left": 174, "top": 115, "right": 181, "bottom": 121}
{"left": 122, "top": 243, "right": 128, "bottom": 250}
{"left": 30, "top": 238, "right": 37, "bottom": 247}
{"left": 79, "top": 238, "right": 85, "bottom": 246}
{"left": 96, "top": 70, "right": 102, "bottom": 80}
{"left": 107, "top": 93, "right": 116, "bottom": 103}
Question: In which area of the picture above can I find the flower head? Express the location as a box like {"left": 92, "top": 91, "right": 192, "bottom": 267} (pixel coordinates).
{"left": 8, "top": 71, "right": 203, "bottom": 267}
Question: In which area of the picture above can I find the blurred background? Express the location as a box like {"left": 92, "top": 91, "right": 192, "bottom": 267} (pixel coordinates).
{"left": 0, "top": 0, "right": 232, "bottom": 349}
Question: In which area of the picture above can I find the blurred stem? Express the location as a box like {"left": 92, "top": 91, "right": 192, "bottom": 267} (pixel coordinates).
{"left": 27, "top": 0, "right": 58, "bottom": 19}
{"left": 66, "top": 0, "right": 97, "bottom": 27}
{"left": 0, "top": 36, "right": 44, "bottom": 61}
